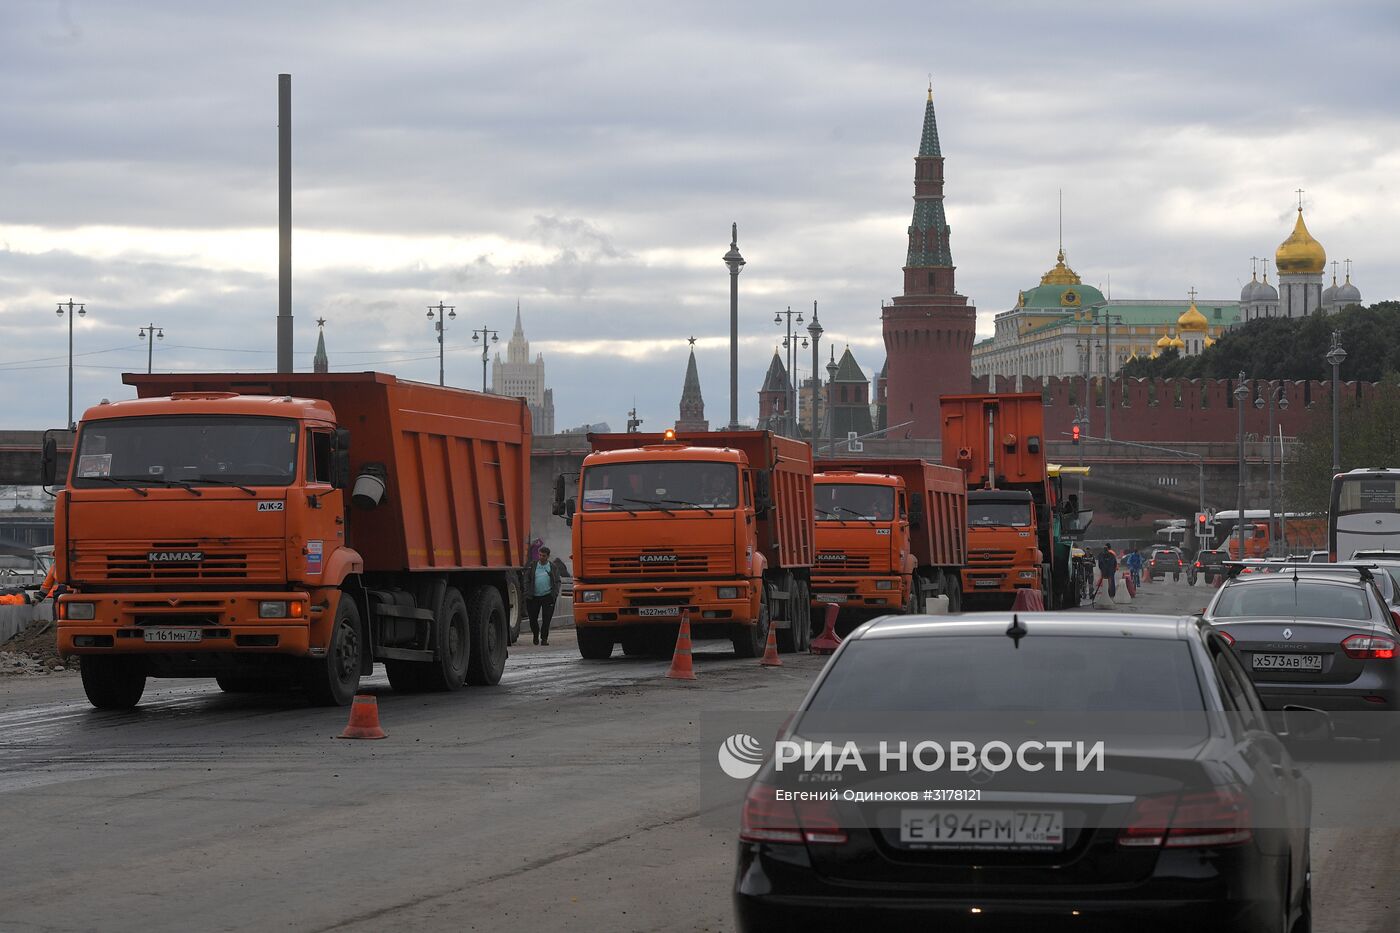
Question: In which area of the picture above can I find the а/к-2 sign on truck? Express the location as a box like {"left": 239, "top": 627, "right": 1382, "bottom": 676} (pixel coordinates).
{"left": 44, "top": 372, "right": 530, "bottom": 710}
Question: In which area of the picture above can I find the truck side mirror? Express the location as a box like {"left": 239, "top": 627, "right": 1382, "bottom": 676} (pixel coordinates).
{"left": 754, "top": 471, "right": 774, "bottom": 514}
{"left": 909, "top": 492, "right": 924, "bottom": 527}
{"left": 39, "top": 432, "right": 59, "bottom": 487}
{"left": 563, "top": 497, "right": 576, "bottom": 527}
{"left": 552, "top": 474, "right": 568, "bottom": 516}
{"left": 332, "top": 428, "right": 352, "bottom": 490}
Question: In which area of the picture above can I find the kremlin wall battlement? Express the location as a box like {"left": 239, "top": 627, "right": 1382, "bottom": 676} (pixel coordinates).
{"left": 972, "top": 374, "right": 1378, "bottom": 444}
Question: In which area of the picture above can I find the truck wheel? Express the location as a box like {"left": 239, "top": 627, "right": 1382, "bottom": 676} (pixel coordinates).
{"left": 420, "top": 587, "right": 471, "bottom": 691}
{"left": 505, "top": 572, "right": 523, "bottom": 647}
{"left": 779, "top": 582, "right": 811, "bottom": 653}
{"left": 465, "top": 586, "right": 508, "bottom": 686}
{"left": 384, "top": 660, "right": 427, "bottom": 693}
{"left": 794, "top": 582, "right": 811, "bottom": 652}
{"left": 577, "top": 627, "right": 614, "bottom": 660}
{"left": 80, "top": 656, "right": 146, "bottom": 710}
{"left": 947, "top": 581, "right": 962, "bottom": 613}
{"left": 733, "top": 602, "right": 768, "bottom": 658}
{"left": 303, "top": 595, "right": 363, "bottom": 706}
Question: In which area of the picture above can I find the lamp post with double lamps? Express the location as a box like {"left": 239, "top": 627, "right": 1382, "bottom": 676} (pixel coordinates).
{"left": 774, "top": 305, "right": 807, "bottom": 437}
{"left": 1234, "top": 373, "right": 1250, "bottom": 558}
{"left": 138, "top": 324, "right": 165, "bottom": 374}
{"left": 426, "top": 302, "right": 456, "bottom": 387}
{"left": 471, "top": 325, "right": 500, "bottom": 393}
{"left": 1254, "top": 382, "right": 1289, "bottom": 555}
{"left": 56, "top": 299, "right": 87, "bottom": 430}
{"left": 1326, "top": 332, "right": 1347, "bottom": 476}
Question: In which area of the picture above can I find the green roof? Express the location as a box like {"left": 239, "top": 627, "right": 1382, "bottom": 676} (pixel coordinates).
{"left": 1004, "top": 300, "right": 1242, "bottom": 341}
{"left": 831, "top": 346, "right": 868, "bottom": 384}
{"left": 918, "top": 96, "right": 941, "bottom": 158}
{"left": 1019, "top": 283, "right": 1107, "bottom": 310}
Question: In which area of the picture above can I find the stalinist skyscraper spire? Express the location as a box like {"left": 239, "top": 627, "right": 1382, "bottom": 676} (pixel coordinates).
{"left": 880, "top": 83, "right": 976, "bottom": 438}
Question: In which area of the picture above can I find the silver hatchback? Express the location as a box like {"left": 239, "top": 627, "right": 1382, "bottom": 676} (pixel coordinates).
{"left": 1203, "top": 567, "right": 1400, "bottom": 736}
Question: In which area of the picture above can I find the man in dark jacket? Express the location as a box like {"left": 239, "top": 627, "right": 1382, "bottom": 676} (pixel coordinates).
{"left": 1096, "top": 544, "right": 1119, "bottom": 599}
{"left": 527, "top": 546, "right": 564, "bottom": 645}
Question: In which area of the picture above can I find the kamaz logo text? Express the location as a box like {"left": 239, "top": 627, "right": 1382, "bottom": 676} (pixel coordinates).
{"left": 638, "top": 554, "right": 676, "bottom": 563}
{"left": 147, "top": 551, "right": 203, "bottom": 563}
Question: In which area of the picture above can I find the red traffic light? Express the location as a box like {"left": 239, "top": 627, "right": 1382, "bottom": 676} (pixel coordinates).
{"left": 1071, "top": 424, "right": 1081, "bottom": 444}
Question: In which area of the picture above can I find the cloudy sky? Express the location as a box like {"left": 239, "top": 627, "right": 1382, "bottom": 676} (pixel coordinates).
{"left": 2, "top": 0, "right": 1397, "bottom": 432}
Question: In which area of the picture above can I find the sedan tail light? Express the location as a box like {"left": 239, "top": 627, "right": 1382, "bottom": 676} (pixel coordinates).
{"left": 740, "top": 783, "right": 848, "bottom": 845}
{"left": 1341, "top": 633, "right": 1397, "bottom": 660}
{"left": 1118, "top": 785, "right": 1252, "bottom": 848}
{"left": 1216, "top": 630, "right": 1235, "bottom": 646}
{"left": 1194, "top": 561, "right": 1202, "bottom": 568}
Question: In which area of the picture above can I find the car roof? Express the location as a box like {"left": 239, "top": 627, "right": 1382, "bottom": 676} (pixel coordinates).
{"left": 853, "top": 613, "right": 1197, "bottom": 642}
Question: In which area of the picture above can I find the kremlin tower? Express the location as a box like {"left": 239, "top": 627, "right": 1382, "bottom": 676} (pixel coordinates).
{"left": 880, "top": 86, "right": 976, "bottom": 439}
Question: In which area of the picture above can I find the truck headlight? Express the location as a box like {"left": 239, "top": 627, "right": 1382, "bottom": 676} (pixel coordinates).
{"left": 259, "top": 601, "right": 289, "bottom": 618}
{"left": 717, "top": 587, "right": 740, "bottom": 599}
{"left": 875, "top": 580, "right": 895, "bottom": 590}
{"left": 579, "top": 591, "right": 603, "bottom": 603}
{"left": 1019, "top": 570, "right": 1039, "bottom": 580}
{"left": 65, "top": 601, "right": 96, "bottom": 620}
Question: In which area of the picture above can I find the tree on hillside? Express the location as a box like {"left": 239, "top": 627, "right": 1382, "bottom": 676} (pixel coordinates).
{"left": 1285, "top": 375, "right": 1400, "bottom": 514}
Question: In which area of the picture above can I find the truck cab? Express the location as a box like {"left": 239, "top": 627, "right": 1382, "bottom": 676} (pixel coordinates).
{"left": 962, "top": 488, "right": 1043, "bottom": 598}
{"left": 811, "top": 471, "right": 912, "bottom": 613}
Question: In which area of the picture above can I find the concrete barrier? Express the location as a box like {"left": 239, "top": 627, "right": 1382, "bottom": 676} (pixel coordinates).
{"left": 925, "top": 594, "right": 950, "bottom": 615}
{"left": 0, "top": 602, "right": 52, "bottom": 644}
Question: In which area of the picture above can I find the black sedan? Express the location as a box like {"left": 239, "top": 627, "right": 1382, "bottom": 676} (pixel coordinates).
{"left": 734, "top": 613, "right": 1313, "bottom": 932}
{"left": 1204, "top": 566, "right": 1400, "bottom": 737}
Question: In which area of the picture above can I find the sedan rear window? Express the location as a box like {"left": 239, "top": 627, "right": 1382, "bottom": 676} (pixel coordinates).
{"left": 1212, "top": 582, "right": 1372, "bottom": 621}
{"left": 806, "top": 636, "right": 1204, "bottom": 713}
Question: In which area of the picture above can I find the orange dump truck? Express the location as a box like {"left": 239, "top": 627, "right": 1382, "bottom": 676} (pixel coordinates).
{"left": 556, "top": 430, "right": 813, "bottom": 658}
{"left": 45, "top": 372, "right": 530, "bottom": 709}
{"left": 941, "top": 393, "right": 1087, "bottom": 609}
{"left": 811, "top": 458, "right": 967, "bottom": 623}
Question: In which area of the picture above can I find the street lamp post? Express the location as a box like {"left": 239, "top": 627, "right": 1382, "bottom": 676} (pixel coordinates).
{"left": 426, "top": 302, "right": 456, "bottom": 386}
{"left": 1254, "top": 382, "right": 1289, "bottom": 555}
{"left": 723, "top": 224, "right": 745, "bottom": 429}
{"left": 1234, "top": 372, "right": 1250, "bottom": 558}
{"left": 471, "top": 325, "right": 500, "bottom": 393}
{"left": 138, "top": 324, "right": 166, "bottom": 374}
{"left": 1090, "top": 305, "right": 1125, "bottom": 439}
{"left": 774, "top": 305, "right": 807, "bottom": 438}
{"left": 56, "top": 299, "right": 87, "bottom": 430}
{"left": 807, "top": 301, "right": 823, "bottom": 453}
{"left": 1326, "top": 331, "right": 1347, "bottom": 476}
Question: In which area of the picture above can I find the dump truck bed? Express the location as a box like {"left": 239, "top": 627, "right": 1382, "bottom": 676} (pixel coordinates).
{"left": 940, "top": 393, "right": 1048, "bottom": 490}
{"left": 124, "top": 372, "right": 531, "bottom": 574}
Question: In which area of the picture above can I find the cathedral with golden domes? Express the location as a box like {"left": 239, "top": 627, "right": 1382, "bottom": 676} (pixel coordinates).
{"left": 971, "top": 199, "right": 1364, "bottom": 380}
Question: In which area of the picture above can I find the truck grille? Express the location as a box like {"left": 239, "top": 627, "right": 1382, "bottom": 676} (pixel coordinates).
{"left": 73, "top": 540, "right": 284, "bottom": 584}
{"left": 585, "top": 546, "right": 727, "bottom": 577}
{"left": 816, "top": 553, "right": 871, "bottom": 570}
{"left": 968, "top": 550, "right": 1016, "bottom": 565}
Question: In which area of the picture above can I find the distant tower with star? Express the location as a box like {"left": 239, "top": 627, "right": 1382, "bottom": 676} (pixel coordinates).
{"left": 881, "top": 83, "right": 976, "bottom": 439}
{"left": 491, "top": 301, "right": 555, "bottom": 435}
{"left": 676, "top": 337, "right": 709, "bottom": 432}
{"left": 313, "top": 317, "right": 329, "bottom": 373}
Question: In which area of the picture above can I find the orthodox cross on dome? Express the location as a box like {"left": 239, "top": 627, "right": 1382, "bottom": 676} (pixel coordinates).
{"left": 1295, "top": 188, "right": 1305, "bottom": 211}
{"left": 1187, "top": 286, "right": 1197, "bottom": 303}
{"left": 1249, "top": 256, "right": 1259, "bottom": 279}
{"left": 927, "top": 75, "right": 932, "bottom": 101}
{"left": 1345, "top": 258, "right": 1353, "bottom": 280}
{"left": 1331, "top": 260, "right": 1340, "bottom": 283}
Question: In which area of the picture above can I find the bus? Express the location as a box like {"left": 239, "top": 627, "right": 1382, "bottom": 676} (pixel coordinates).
{"left": 1329, "top": 469, "right": 1400, "bottom": 560}
{"left": 1212, "top": 509, "right": 1326, "bottom": 558}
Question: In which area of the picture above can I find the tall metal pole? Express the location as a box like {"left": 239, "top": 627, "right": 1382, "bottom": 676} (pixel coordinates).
{"left": 1103, "top": 313, "right": 1112, "bottom": 440}
{"left": 471, "top": 326, "right": 499, "bottom": 393}
{"left": 1326, "top": 331, "right": 1347, "bottom": 476}
{"left": 774, "top": 305, "right": 806, "bottom": 437}
{"left": 807, "top": 301, "right": 822, "bottom": 452}
{"left": 427, "top": 303, "right": 455, "bottom": 386}
{"left": 139, "top": 323, "right": 164, "bottom": 374}
{"left": 277, "top": 74, "right": 293, "bottom": 374}
{"left": 1234, "top": 372, "right": 1249, "bottom": 558}
{"left": 56, "top": 300, "right": 85, "bottom": 430}
{"left": 723, "top": 224, "right": 745, "bottom": 429}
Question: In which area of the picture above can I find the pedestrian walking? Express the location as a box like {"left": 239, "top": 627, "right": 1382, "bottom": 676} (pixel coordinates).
{"left": 1096, "top": 544, "right": 1120, "bottom": 600}
{"left": 527, "top": 545, "right": 563, "bottom": 645}
{"left": 1125, "top": 549, "right": 1142, "bottom": 588}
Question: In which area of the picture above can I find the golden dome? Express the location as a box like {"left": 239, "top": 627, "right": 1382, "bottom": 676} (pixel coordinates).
{"left": 1039, "top": 248, "right": 1082, "bottom": 286}
{"left": 1177, "top": 300, "right": 1209, "bottom": 332}
{"left": 1204, "top": 335, "right": 1216, "bottom": 348}
{"left": 1156, "top": 334, "right": 1173, "bottom": 349}
{"left": 1275, "top": 209, "right": 1326, "bottom": 275}
{"left": 1169, "top": 335, "right": 1186, "bottom": 349}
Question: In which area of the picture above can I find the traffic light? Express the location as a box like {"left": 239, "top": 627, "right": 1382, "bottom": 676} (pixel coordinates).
{"left": 1196, "top": 512, "right": 1209, "bottom": 537}
{"left": 1071, "top": 424, "right": 1081, "bottom": 445}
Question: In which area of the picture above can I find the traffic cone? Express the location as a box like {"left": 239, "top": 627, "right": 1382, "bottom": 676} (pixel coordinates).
{"left": 666, "top": 613, "right": 697, "bottom": 681}
{"left": 760, "top": 623, "right": 782, "bottom": 667}
{"left": 1012, "top": 588, "right": 1045, "bottom": 611}
{"left": 810, "top": 603, "right": 842, "bottom": 655}
{"left": 338, "top": 694, "right": 387, "bottom": 740}
{"left": 1123, "top": 571, "right": 1137, "bottom": 598}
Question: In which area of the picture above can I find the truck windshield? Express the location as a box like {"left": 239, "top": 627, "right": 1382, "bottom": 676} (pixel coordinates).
{"left": 581, "top": 461, "right": 738, "bottom": 511}
{"left": 72, "top": 415, "right": 300, "bottom": 488}
{"left": 815, "top": 484, "right": 893, "bottom": 521}
{"left": 968, "top": 501, "right": 1031, "bottom": 527}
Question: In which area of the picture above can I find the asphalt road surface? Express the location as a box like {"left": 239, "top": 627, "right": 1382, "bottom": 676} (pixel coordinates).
{"left": 2, "top": 581, "right": 1397, "bottom": 932}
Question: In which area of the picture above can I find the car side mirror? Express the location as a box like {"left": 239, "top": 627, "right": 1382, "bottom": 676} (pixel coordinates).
{"left": 332, "top": 428, "right": 352, "bottom": 490}
{"left": 754, "top": 471, "right": 774, "bottom": 514}
{"left": 39, "top": 432, "right": 59, "bottom": 487}
{"left": 1280, "top": 705, "right": 1332, "bottom": 742}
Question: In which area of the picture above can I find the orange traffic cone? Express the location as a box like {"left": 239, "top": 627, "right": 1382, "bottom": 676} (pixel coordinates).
{"left": 338, "top": 694, "right": 388, "bottom": 740}
{"left": 759, "top": 623, "right": 782, "bottom": 667}
{"left": 810, "top": 603, "right": 842, "bottom": 655}
{"left": 666, "top": 613, "right": 697, "bottom": 681}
